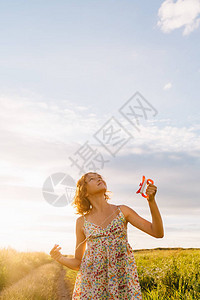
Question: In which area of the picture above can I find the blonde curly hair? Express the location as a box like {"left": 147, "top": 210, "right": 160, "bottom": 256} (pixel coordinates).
{"left": 71, "top": 172, "right": 112, "bottom": 216}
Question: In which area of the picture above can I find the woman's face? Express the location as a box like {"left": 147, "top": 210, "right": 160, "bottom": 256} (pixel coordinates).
{"left": 85, "top": 173, "right": 107, "bottom": 196}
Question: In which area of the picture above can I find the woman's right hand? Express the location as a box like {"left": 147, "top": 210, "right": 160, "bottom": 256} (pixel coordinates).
{"left": 49, "top": 244, "right": 63, "bottom": 263}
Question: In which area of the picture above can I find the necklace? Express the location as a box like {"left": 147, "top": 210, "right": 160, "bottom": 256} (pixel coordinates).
{"left": 75, "top": 206, "right": 120, "bottom": 251}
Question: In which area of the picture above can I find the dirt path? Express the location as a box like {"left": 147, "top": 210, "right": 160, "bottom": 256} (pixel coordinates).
{"left": 57, "top": 268, "right": 71, "bottom": 300}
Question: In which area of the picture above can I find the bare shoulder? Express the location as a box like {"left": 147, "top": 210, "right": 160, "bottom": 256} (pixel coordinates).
{"left": 117, "top": 204, "right": 131, "bottom": 224}
{"left": 76, "top": 215, "right": 84, "bottom": 222}
{"left": 76, "top": 215, "right": 85, "bottom": 234}
{"left": 118, "top": 204, "right": 134, "bottom": 220}
{"left": 118, "top": 204, "right": 129, "bottom": 217}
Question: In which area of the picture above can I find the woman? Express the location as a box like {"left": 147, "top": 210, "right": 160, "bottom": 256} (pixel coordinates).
{"left": 50, "top": 172, "right": 164, "bottom": 299}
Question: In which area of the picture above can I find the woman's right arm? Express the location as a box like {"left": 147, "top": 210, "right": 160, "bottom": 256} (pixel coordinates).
{"left": 49, "top": 216, "right": 86, "bottom": 271}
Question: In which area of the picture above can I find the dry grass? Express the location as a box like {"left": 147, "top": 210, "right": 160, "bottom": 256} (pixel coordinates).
{"left": 0, "top": 262, "right": 60, "bottom": 300}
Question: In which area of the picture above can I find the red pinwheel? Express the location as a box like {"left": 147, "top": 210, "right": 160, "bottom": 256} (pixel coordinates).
{"left": 136, "top": 175, "right": 154, "bottom": 198}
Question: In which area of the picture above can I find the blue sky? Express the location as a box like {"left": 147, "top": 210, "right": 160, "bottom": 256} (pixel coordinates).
{"left": 0, "top": 0, "right": 200, "bottom": 255}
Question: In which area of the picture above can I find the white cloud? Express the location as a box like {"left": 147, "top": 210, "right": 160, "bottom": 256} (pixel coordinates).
{"left": 0, "top": 94, "right": 200, "bottom": 253}
{"left": 0, "top": 94, "right": 99, "bottom": 143}
{"left": 75, "top": 105, "right": 89, "bottom": 111}
{"left": 157, "top": 0, "right": 200, "bottom": 35}
{"left": 0, "top": 93, "right": 200, "bottom": 192}
{"left": 163, "top": 82, "right": 172, "bottom": 90}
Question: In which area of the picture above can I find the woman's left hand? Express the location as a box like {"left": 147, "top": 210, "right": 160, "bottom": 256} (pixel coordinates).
{"left": 146, "top": 183, "right": 157, "bottom": 202}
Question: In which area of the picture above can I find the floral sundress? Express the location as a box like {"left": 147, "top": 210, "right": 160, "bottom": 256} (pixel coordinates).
{"left": 72, "top": 205, "right": 143, "bottom": 299}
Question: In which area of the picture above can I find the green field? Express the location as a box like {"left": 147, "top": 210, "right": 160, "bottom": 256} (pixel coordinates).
{"left": 0, "top": 247, "right": 199, "bottom": 299}
{"left": 64, "top": 248, "right": 200, "bottom": 300}
{"left": 134, "top": 248, "right": 200, "bottom": 299}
